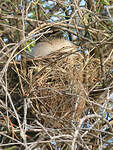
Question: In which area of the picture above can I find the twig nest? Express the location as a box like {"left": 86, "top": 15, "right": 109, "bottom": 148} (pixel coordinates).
{"left": 28, "top": 51, "right": 86, "bottom": 126}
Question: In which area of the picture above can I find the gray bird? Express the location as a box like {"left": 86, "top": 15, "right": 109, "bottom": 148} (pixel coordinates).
{"left": 31, "top": 38, "right": 74, "bottom": 58}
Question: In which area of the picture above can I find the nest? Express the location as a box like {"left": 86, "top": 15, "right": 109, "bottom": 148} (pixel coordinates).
{"left": 27, "top": 52, "right": 85, "bottom": 126}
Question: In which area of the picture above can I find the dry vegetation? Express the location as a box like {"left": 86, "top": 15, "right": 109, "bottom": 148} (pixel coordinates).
{"left": 0, "top": 0, "right": 113, "bottom": 150}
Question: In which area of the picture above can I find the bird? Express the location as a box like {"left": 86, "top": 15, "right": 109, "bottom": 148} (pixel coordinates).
{"left": 31, "top": 38, "right": 74, "bottom": 57}
{"left": 29, "top": 28, "right": 75, "bottom": 58}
